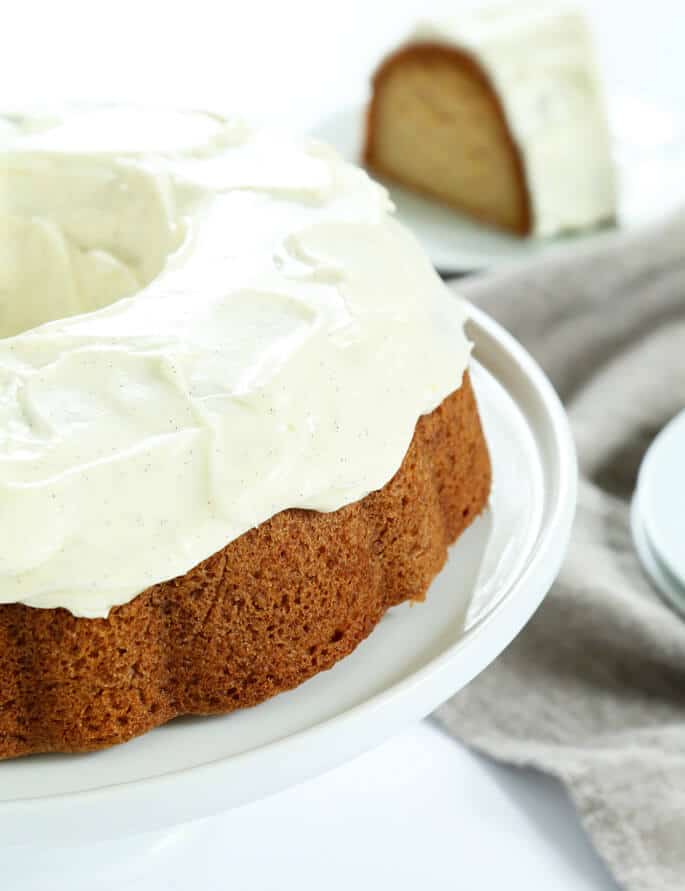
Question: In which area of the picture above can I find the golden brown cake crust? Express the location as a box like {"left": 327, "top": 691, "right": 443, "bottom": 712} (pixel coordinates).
{"left": 0, "top": 372, "right": 490, "bottom": 760}
{"left": 363, "top": 42, "right": 532, "bottom": 236}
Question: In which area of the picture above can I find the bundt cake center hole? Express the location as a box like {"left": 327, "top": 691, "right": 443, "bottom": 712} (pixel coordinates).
{"left": 2, "top": 158, "right": 180, "bottom": 339}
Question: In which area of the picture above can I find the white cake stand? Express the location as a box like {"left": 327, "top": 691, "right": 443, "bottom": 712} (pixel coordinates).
{"left": 2, "top": 305, "right": 576, "bottom": 862}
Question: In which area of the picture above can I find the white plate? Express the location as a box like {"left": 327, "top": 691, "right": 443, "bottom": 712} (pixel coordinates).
{"left": 0, "top": 306, "right": 577, "bottom": 846}
{"left": 312, "top": 95, "right": 685, "bottom": 272}
{"left": 634, "top": 411, "right": 685, "bottom": 610}
{"left": 631, "top": 488, "right": 685, "bottom": 617}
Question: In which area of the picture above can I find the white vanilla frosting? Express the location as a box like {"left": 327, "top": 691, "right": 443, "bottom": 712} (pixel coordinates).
{"left": 412, "top": 1, "right": 616, "bottom": 236}
{"left": 0, "top": 106, "right": 471, "bottom": 617}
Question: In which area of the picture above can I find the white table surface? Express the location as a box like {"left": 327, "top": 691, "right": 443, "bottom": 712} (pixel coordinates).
{"left": 3, "top": 2, "right": 681, "bottom": 887}
{"left": 9, "top": 722, "right": 617, "bottom": 891}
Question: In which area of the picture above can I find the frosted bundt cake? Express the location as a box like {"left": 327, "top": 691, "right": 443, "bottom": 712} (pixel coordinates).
{"left": 363, "top": 1, "right": 616, "bottom": 236}
{"left": 0, "top": 107, "right": 490, "bottom": 759}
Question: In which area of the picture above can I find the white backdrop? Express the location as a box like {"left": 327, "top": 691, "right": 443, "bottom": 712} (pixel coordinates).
{"left": 3, "top": 0, "right": 683, "bottom": 133}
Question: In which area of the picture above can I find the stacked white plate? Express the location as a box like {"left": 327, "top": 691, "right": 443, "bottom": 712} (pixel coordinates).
{"left": 632, "top": 410, "right": 685, "bottom": 614}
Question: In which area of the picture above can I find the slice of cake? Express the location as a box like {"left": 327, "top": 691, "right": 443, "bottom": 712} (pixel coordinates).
{"left": 363, "top": 1, "right": 616, "bottom": 237}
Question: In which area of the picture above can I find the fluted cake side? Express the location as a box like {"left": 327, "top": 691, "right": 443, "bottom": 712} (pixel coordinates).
{"left": 0, "top": 372, "right": 490, "bottom": 760}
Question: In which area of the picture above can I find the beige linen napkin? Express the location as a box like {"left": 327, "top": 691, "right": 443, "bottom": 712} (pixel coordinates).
{"left": 436, "top": 213, "right": 685, "bottom": 891}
